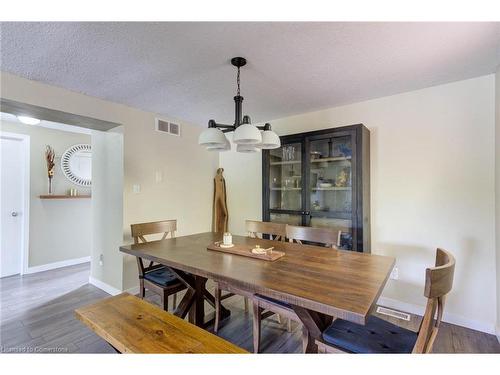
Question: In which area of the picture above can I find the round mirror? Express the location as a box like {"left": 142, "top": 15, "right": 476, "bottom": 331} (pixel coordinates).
{"left": 61, "top": 144, "right": 92, "bottom": 187}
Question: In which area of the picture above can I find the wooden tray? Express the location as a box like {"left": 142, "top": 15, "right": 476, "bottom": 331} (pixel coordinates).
{"left": 207, "top": 243, "right": 285, "bottom": 261}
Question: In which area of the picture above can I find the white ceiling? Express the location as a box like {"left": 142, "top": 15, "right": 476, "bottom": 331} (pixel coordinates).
{"left": 1, "top": 22, "right": 499, "bottom": 126}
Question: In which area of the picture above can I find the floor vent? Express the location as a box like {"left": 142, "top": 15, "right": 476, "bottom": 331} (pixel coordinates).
{"left": 376, "top": 306, "right": 411, "bottom": 321}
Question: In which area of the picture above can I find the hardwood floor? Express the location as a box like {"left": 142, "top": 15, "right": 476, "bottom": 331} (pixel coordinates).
{"left": 1, "top": 263, "right": 499, "bottom": 353}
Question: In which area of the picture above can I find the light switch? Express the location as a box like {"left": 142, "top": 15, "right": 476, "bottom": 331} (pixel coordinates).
{"left": 155, "top": 171, "right": 163, "bottom": 183}
{"left": 133, "top": 184, "right": 141, "bottom": 194}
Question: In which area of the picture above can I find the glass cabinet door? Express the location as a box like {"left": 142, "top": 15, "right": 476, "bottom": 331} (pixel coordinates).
{"left": 268, "top": 142, "right": 303, "bottom": 212}
{"left": 266, "top": 142, "right": 306, "bottom": 226}
{"left": 269, "top": 212, "right": 303, "bottom": 226}
{"left": 308, "top": 135, "right": 354, "bottom": 249}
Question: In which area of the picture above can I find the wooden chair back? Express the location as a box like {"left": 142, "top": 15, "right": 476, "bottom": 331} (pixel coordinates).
{"left": 131, "top": 220, "right": 177, "bottom": 244}
{"left": 130, "top": 220, "right": 177, "bottom": 277}
{"left": 286, "top": 225, "right": 348, "bottom": 248}
{"left": 246, "top": 220, "right": 286, "bottom": 241}
{"left": 413, "top": 248, "right": 455, "bottom": 353}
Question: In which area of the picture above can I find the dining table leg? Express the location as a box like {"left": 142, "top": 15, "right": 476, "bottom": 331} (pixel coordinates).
{"left": 292, "top": 306, "right": 333, "bottom": 353}
{"left": 193, "top": 275, "right": 207, "bottom": 326}
{"left": 174, "top": 288, "right": 195, "bottom": 319}
{"left": 169, "top": 268, "right": 230, "bottom": 328}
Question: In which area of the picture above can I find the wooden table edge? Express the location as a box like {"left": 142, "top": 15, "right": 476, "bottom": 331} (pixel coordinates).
{"left": 120, "top": 245, "right": 395, "bottom": 325}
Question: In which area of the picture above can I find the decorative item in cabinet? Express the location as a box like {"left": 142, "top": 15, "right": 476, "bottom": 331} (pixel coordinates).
{"left": 310, "top": 151, "right": 321, "bottom": 160}
{"left": 335, "top": 167, "right": 350, "bottom": 187}
{"left": 282, "top": 145, "right": 297, "bottom": 161}
{"left": 333, "top": 142, "right": 352, "bottom": 158}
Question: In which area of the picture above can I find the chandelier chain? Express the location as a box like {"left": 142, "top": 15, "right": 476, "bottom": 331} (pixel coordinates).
{"left": 237, "top": 67, "right": 240, "bottom": 96}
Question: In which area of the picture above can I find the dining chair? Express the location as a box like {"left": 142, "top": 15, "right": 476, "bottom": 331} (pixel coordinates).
{"left": 130, "top": 220, "right": 187, "bottom": 311}
{"left": 316, "top": 248, "right": 455, "bottom": 353}
{"left": 252, "top": 224, "right": 346, "bottom": 353}
{"left": 286, "top": 224, "right": 347, "bottom": 248}
{"left": 214, "top": 220, "right": 287, "bottom": 335}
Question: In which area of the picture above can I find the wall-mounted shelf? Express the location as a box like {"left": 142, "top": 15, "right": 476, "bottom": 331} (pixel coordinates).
{"left": 39, "top": 195, "right": 91, "bottom": 199}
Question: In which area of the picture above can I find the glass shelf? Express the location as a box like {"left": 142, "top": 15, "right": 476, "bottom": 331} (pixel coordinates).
{"left": 270, "top": 160, "right": 301, "bottom": 166}
{"left": 311, "top": 187, "right": 351, "bottom": 191}
{"left": 310, "top": 156, "right": 351, "bottom": 163}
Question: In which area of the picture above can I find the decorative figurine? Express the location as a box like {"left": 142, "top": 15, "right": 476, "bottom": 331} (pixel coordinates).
{"left": 312, "top": 200, "right": 321, "bottom": 211}
{"left": 45, "top": 145, "right": 55, "bottom": 194}
{"left": 338, "top": 143, "right": 352, "bottom": 157}
{"left": 335, "top": 168, "right": 350, "bottom": 187}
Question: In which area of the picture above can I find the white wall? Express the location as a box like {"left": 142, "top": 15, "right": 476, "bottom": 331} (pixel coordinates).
{"left": 495, "top": 66, "right": 500, "bottom": 338}
{"left": 1, "top": 72, "right": 218, "bottom": 291}
{"left": 121, "top": 107, "right": 219, "bottom": 290}
{"left": 0, "top": 120, "right": 91, "bottom": 269}
{"left": 219, "top": 133, "right": 263, "bottom": 236}
{"left": 91, "top": 128, "right": 124, "bottom": 292}
{"left": 220, "top": 75, "right": 497, "bottom": 333}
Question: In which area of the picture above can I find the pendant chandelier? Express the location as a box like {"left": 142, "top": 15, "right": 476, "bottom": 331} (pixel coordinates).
{"left": 198, "top": 57, "right": 280, "bottom": 152}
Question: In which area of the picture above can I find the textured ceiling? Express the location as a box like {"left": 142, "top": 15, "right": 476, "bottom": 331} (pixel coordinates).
{"left": 1, "top": 22, "right": 499, "bottom": 126}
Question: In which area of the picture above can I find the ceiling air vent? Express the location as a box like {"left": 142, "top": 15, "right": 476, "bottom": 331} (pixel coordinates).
{"left": 155, "top": 118, "right": 181, "bottom": 137}
{"left": 169, "top": 122, "right": 180, "bottom": 136}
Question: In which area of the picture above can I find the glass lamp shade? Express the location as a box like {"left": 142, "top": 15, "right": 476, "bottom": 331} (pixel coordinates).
{"left": 257, "top": 130, "right": 281, "bottom": 149}
{"left": 233, "top": 124, "right": 262, "bottom": 145}
{"left": 236, "top": 144, "right": 260, "bottom": 153}
{"left": 198, "top": 127, "right": 227, "bottom": 147}
{"left": 206, "top": 135, "right": 231, "bottom": 152}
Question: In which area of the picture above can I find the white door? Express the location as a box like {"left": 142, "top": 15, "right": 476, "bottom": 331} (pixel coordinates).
{"left": 0, "top": 134, "right": 26, "bottom": 277}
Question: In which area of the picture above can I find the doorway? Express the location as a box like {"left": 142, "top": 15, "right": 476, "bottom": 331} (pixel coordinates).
{"left": 0, "top": 132, "right": 30, "bottom": 277}
{"left": 1, "top": 100, "right": 123, "bottom": 292}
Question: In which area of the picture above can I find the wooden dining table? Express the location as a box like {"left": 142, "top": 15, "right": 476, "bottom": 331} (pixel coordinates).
{"left": 120, "top": 232, "right": 395, "bottom": 353}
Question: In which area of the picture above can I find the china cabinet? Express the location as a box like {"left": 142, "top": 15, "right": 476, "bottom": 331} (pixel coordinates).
{"left": 262, "top": 124, "right": 370, "bottom": 252}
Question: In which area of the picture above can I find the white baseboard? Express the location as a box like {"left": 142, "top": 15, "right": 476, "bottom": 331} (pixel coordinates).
{"left": 88, "top": 278, "right": 140, "bottom": 297}
{"left": 377, "top": 296, "right": 496, "bottom": 335}
{"left": 88, "top": 276, "right": 122, "bottom": 296}
{"left": 25, "top": 256, "right": 91, "bottom": 274}
{"left": 124, "top": 285, "right": 140, "bottom": 296}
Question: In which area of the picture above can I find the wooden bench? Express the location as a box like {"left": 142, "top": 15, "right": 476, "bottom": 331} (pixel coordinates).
{"left": 75, "top": 293, "right": 247, "bottom": 354}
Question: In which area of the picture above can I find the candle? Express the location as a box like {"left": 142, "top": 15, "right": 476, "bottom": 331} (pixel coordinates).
{"left": 223, "top": 232, "right": 232, "bottom": 246}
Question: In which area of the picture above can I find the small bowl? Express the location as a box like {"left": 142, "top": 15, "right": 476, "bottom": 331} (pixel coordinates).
{"left": 310, "top": 151, "right": 321, "bottom": 160}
